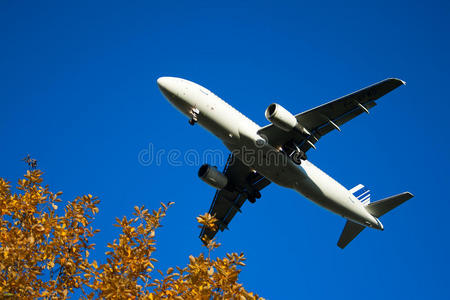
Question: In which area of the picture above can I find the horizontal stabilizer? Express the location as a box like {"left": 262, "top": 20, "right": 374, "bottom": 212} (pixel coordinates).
{"left": 337, "top": 220, "right": 366, "bottom": 249}
{"left": 365, "top": 192, "right": 413, "bottom": 218}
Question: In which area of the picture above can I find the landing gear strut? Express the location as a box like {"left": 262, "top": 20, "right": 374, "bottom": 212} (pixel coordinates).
{"left": 189, "top": 108, "right": 200, "bottom": 126}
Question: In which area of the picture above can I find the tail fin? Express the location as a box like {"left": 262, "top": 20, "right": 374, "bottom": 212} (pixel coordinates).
{"left": 337, "top": 191, "right": 414, "bottom": 249}
{"left": 349, "top": 184, "right": 371, "bottom": 205}
{"left": 365, "top": 192, "right": 414, "bottom": 218}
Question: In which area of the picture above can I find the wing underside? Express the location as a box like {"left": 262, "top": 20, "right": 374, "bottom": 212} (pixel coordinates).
{"left": 199, "top": 155, "right": 271, "bottom": 243}
{"left": 258, "top": 78, "right": 405, "bottom": 152}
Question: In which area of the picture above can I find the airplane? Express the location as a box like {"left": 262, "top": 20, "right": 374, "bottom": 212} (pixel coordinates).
{"left": 157, "top": 76, "right": 413, "bottom": 248}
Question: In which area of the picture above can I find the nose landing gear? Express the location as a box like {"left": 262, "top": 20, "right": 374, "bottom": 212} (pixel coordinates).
{"left": 189, "top": 107, "right": 200, "bottom": 126}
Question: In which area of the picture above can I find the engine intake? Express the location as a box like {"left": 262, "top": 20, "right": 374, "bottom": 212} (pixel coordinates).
{"left": 265, "top": 103, "right": 310, "bottom": 135}
{"left": 198, "top": 164, "right": 228, "bottom": 189}
{"left": 265, "top": 103, "right": 297, "bottom": 132}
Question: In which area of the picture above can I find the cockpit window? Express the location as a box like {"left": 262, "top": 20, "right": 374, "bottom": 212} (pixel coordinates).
{"left": 199, "top": 88, "right": 209, "bottom": 95}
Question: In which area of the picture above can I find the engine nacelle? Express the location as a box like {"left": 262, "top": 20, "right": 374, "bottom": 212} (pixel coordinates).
{"left": 265, "top": 103, "right": 310, "bottom": 135}
{"left": 265, "top": 103, "right": 298, "bottom": 132}
{"left": 198, "top": 164, "right": 228, "bottom": 189}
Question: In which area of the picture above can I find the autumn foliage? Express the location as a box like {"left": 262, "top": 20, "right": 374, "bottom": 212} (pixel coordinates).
{"left": 0, "top": 169, "right": 263, "bottom": 299}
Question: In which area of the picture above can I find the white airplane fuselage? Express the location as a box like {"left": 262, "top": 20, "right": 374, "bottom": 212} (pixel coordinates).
{"left": 157, "top": 77, "right": 383, "bottom": 230}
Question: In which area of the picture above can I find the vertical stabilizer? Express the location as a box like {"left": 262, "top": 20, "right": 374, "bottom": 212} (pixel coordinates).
{"left": 350, "top": 184, "right": 371, "bottom": 205}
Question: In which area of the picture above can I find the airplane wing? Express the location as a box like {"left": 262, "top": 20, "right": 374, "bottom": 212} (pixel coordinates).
{"left": 199, "top": 154, "right": 271, "bottom": 243}
{"left": 258, "top": 78, "right": 405, "bottom": 152}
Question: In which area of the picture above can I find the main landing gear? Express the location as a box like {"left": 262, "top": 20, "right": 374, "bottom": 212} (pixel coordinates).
{"left": 247, "top": 191, "right": 261, "bottom": 204}
{"left": 189, "top": 107, "right": 200, "bottom": 126}
{"left": 291, "top": 151, "right": 306, "bottom": 165}
{"left": 283, "top": 142, "right": 307, "bottom": 165}
{"left": 245, "top": 172, "right": 262, "bottom": 204}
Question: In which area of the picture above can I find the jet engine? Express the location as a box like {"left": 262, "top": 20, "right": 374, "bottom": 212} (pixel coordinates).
{"left": 198, "top": 164, "right": 228, "bottom": 189}
{"left": 265, "top": 103, "right": 310, "bottom": 135}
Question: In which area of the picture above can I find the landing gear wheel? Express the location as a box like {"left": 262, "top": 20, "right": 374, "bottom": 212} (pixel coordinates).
{"left": 247, "top": 191, "right": 260, "bottom": 204}
{"left": 291, "top": 152, "right": 302, "bottom": 165}
{"left": 189, "top": 108, "right": 199, "bottom": 126}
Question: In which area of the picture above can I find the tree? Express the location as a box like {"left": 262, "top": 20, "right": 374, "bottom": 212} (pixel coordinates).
{"left": 0, "top": 168, "right": 264, "bottom": 299}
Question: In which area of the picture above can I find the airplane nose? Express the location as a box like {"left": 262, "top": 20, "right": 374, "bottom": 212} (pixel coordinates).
{"left": 157, "top": 76, "right": 180, "bottom": 99}
{"left": 157, "top": 77, "right": 174, "bottom": 98}
{"left": 157, "top": 77, "right": 169, "bottom": 90}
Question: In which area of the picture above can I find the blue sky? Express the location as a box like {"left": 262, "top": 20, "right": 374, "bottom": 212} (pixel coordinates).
{"left": 1, "top": 0, "right": 449, "bottom": 298}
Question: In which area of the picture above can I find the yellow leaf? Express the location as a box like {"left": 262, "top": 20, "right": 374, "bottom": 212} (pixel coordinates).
{"left": 47, "top": 261, "right": 55, "bottom": 269}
